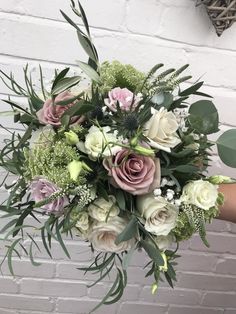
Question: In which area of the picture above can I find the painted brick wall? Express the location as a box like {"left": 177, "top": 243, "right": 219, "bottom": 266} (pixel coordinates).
{"left": 0, "top": 0, "right": 236, "bottom": 313}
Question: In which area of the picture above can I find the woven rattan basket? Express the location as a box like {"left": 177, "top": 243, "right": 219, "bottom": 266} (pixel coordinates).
{"left": 197, "top": 0, "right": 236, "bottom": 36}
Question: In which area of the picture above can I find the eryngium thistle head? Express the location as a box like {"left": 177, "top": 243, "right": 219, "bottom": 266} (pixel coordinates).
{"left": 89, "top": 106, "right": 103, "bottom": 120}
{"left": 123, "top": 114, "right": 139, "bottom": 131}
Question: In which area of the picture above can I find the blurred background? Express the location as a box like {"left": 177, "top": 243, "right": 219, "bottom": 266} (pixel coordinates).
{"left": 0, "top": 0, "right": 236, "bottom": 313}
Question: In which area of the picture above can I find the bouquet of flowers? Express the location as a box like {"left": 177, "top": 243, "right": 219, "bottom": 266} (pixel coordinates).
{"left": 0, "top": 1, "right": 236, "bottom": 312}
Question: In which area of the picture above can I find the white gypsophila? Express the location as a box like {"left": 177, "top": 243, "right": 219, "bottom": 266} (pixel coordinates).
{"left": 174, "top": 108, "right": 188, "bottom": 132}
{"left": 88, "top": 216, "right": 135, "bottom": 253}
{"left": 180, "top": 179, "right": 218, "bottom": 210}
{"left": 153, "top": 188, "right": 162, "bottom": 197}
{"left": 77, "top": 125, "right": 121, "bottom": 160}
{"left": 137, "top": 194, "right": 179, "bottom": 236}
{"left": 166, "top": 189, "right": 175, "bottom": 201}
{"left": 88, "top": 195, "right": 119, "bottom": 222}
{"left": 29, "top": 125, "right": 55, "bottom": 148}
{"left": 155, "top": 234, "right": 174, "bottom": 251}
{"left": 144, "top": 107, "right": 181, "bottom": 153}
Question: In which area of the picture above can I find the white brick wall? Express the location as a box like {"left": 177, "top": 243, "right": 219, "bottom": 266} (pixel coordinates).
{"left": 0, "top": 1, "right": 236, "bottom": 313}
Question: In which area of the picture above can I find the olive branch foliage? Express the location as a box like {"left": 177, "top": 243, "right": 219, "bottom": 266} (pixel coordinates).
{"left": 0, "top": 0, "right": 235, "bottom": 312}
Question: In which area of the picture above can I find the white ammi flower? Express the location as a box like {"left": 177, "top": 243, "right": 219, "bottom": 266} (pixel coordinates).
{"left": 181, "top": 180, "right": 218, "bottom": 210}
{"left": 137, "top": 194, "right": 178, "bottom": 236}
{"left": 88, "top": 216, "right": 135, "bottom": 253}
{"left": 144, "top": 107, "right": 181, "bottom": 152}
{"left": 88, "top": 195, "right": 119, "bottom": 222}
{"left": 77, "top": 125, "right": 121, "bottom": 160}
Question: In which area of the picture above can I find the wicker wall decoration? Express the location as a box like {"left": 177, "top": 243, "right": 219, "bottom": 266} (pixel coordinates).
{"left": 197, "top": 0, "right": 236, "bottom": 36}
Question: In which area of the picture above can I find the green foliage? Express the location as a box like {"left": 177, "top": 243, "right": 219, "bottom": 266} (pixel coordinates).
{"left": 173, "top": 211, "right": 195, "bottom": 242}
{"left": 217, "top": 129, "right": 236, "bottom": 168}
{"left": 24, "top": 138, "right": 82, "bottom": 188}
{"left": 188, "top": 100, "right": 219, "bottom": 135}
{"left": 98, "top": 61, "right": 146, "bottom": 94}
{"left": 147, "top": 64, "right": 192, "bottom": 97}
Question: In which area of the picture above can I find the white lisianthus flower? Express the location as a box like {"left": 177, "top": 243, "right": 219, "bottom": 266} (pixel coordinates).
{"left": 76, "top": 211, "right": 90, "bottom": 231}
{"left": 144, "top": 107, "right": 181, "bottom": 152}
{"left": 29, "top": 125, "right": 55, "bottom": 148}
{"left": 75, "top": 211, "right": 90, "bottom": 239}
{"left": 137, "top": 194, "right": 178, "bottom": 236}
{"left": 181, "top": 180, "right": 218, "bottom": 210}
{"left": 88, "top": 216, "right": 135, "bottom": 253}
{"left": 88, "top": 195, "right": 119, "bottom": 222}
{"left": 154, "top": 234, "right": 174, "bottom": 251}
{"left": 77, "top": 125, "right": 121, "bottom": 160}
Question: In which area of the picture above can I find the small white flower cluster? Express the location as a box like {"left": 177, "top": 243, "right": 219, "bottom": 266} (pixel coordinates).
{"left": 153, "top": 177, "right": 181, "bottom": 207}
{"left": 174, "top": 108, "right": 188, "bottom": 132}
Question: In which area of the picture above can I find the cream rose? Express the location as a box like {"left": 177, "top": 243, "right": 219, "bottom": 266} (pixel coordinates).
{"left": 88, "top": 195, "right": 119, "bottom": 222}
{"left": 181, "top": 180, "right": 218, "bottom": 210}
{"left": 77, "top": 125, "right": 121, "bottom": 160}
{"left": 88, "top": 216, "right": 135, "bottom": 253}
{"left": 137, "top": 194, "right": 178, "bottom": 236}
{"left": 144, "top": 107, "right": 181, "bottom": 152}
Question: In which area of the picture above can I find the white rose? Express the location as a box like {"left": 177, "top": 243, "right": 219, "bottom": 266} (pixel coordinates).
{"left": 144, "top": 107, "right": 181, "bottom": 152}
{"left": 154, "top": 234, "right": 174, "bottom": 251}
{"left": 77, "top": 125, "right": 121, "bottom": 160}
{"left": 88, "top": 216, "right": 135, "bottom": 253}
{"left": 88, "top": 195, "right": 119, "bottom": 222}
{"left": 137, "top": 194, "right": 178, "bottom": 236}
{"left": 29, "top": 125, "right": 55, "bottom": 148}
{"left": 181, "top": 180, "right": 218, "bottom": 210}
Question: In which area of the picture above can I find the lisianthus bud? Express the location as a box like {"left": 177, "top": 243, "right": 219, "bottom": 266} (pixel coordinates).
{"left": 130, "top": 136, "right": 138, "bottom": 147}
{"left": 133, "top": 145, "right": 155, "bottom": 157}
{"left": 159, "top": 252, "right": 168, "bottom": 272}
{"left": 81, "top": 162, "right": 92, "bottom": 172}
{"left": 65, "top": 130, "right": 79, "bottom": 145}
{"left": 151, "top": 283, "right": 158, "bottom": 295}
{"left": 208, "top": 175, "right": 234, "bottom": 185}
{"left": 68, "top": 160, "right": 83, "bottom": 181}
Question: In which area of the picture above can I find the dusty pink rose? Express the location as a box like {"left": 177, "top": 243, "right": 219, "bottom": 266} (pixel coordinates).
{"left": 30, "top": 177, "right": 69, "bottom": 215}
{"left": 36, "top": 91, "right": 84, "bottom": 127}
{"left": 104, "top": 87, "right": 141, "bottom": 112}
{"left": 103, "top": 149, "right": 161, "bottom": 195}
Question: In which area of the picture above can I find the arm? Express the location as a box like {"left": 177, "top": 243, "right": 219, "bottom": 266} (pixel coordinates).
{"left": 218, "top": 184, "right": 236, "bottom": 223}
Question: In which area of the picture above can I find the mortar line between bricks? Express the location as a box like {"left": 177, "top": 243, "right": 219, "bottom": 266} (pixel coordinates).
{"left": 176, "top": 270, "right": 236, "bottom": 279}
{"left": 1, "top": 11, "right": 236, "bottom": 56}
{"left": 0, "top": 53, "right": 236, "bottom": 93}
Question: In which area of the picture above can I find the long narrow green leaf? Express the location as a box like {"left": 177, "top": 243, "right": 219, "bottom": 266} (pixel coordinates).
{"left": 7, "top": 238, "right": 22, "bottom": 275}
{"left": 77, "top": 61, "right": 100, "bottom": 83}
{"left": 55, "top": 221, "right": 70, "bottom": 259}
{"left": 51, "top": 76, "right": 81, "bottom": 95}
{"left": 29, "top": 241, "right": 41, "bottom": 266}
{"left": 89, "top": 271, "right": 120, "bottom": 313}
{"left": 41, "top": 227, "right": 52, "bottom": 258}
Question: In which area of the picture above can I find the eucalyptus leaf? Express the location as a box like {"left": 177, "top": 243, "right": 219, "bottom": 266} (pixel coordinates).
{"left": 77, "top": 31, "right": 98, "bottom": 63}
{"left": 51, "top": 76, "right": 81, "bottom": 95}
{"left": 51, "top": 68, "right": 70, "bottom": 91}
{"left": 188, "top": 100, "right": 219, "bottom": 134}
{"left": 115, "top": 216, "right": 137, "bottom": 245}
{"left": 174, "top": 164, "right": 198, "bottom": 173}
{"left": 140, "top": 239, "right": 164, "bottom": 266}
{"left": 77, "top": 61, "right": 101, "bottom": 83}
{"left": 217, "top": 129, "right": 236, "bottom": 168}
